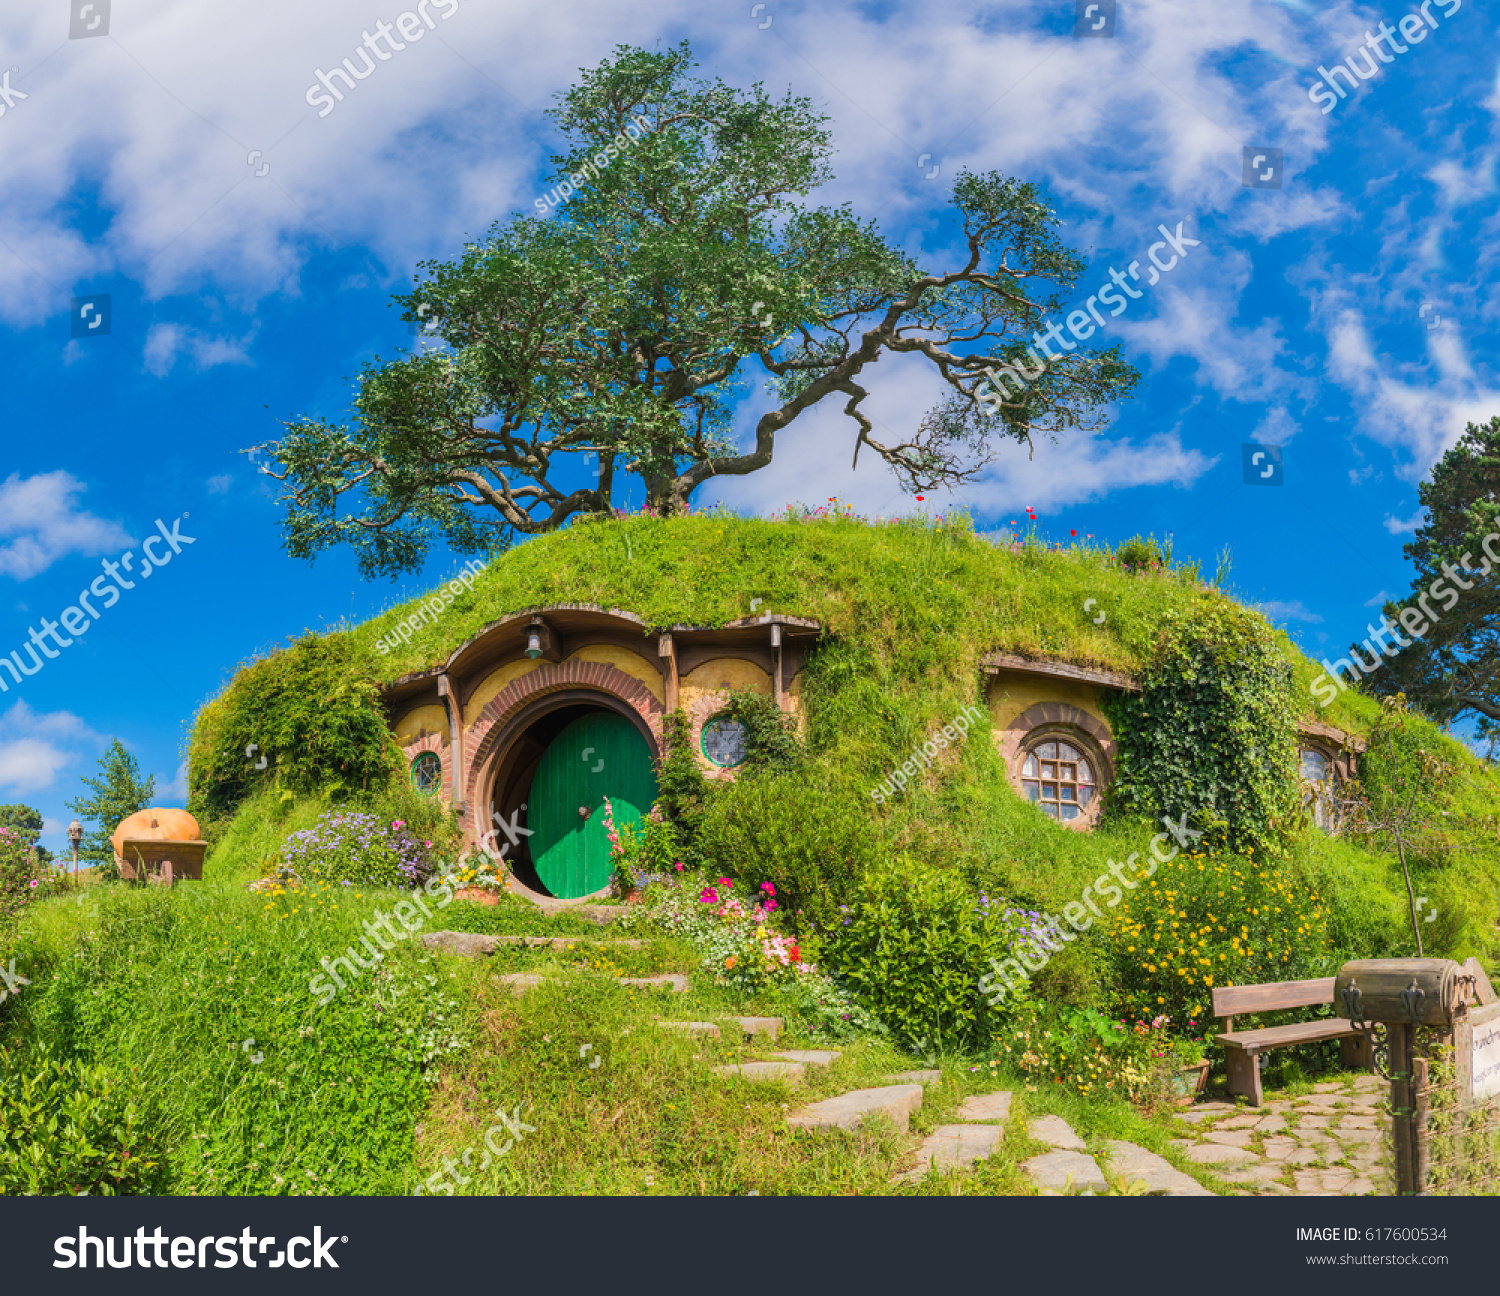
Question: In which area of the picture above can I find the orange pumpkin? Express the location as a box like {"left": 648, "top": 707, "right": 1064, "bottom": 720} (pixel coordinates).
{"left": 111, "top": 808, "right": 201, "bottom": 859}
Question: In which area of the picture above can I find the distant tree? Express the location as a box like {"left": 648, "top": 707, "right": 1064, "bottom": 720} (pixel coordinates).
{"left": 66, "top": 741, "right": 156, "bottom": 880}
{"left": 260, "top": 41, "right": 1139, "bottom": 578}
{"left": 1366, "top": 415, "right": 1500, "bottom": 737}
{"left": 0, "top": 803, "right": 52, "bottom": 868}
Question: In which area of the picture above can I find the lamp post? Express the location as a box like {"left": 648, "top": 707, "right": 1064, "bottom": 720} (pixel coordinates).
{"left": 68, "top": 819, "right": 82, "bottom": 877}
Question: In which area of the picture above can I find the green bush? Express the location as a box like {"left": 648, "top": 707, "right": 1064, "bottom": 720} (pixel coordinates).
{"left": 188, "top": 633, "right": 399, "bottom": 821}
{"left": 694, "top": 770, "right": 880, "bottom": 926}
{"left": 0, "top": 825, "right": 42, "bottom": 928}
{"left": 0, "top": 1045, "right": 162, "bottom": 1194}
{"left": 815, "top": 857, "right": 1017, "bottom": 1051}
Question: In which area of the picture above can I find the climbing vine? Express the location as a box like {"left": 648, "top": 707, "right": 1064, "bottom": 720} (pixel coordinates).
{"left": 1102, "top": 602, "right": 1300, "bottom": 852}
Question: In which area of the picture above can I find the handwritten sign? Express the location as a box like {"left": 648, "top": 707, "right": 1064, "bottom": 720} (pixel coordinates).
{"left": 1474, "top": 1011, "right": 1500, "bottom": 1104}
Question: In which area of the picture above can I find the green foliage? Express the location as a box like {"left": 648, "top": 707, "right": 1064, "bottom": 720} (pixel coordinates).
{"left": 64, "top": 740, "right": 156, "bottom": 881}
{"left": 1103, "top": 842, "right": 1333, "bottom": 1025}
{"left": 1104, "top": 603, "right": 1300, "bottom": 852}
{"left": 694, "top": 769, "right": 881, "bottom": 927}
{"left": 0, "top": 1044, "right": 163, "bottom": 1194}
{"left": 815, "top": 858, "right": 1018, "bottom": 1051}
{"left": 0, "top": 824, "right": 43, "bottom": 928}
{"left": 654, "top": 710, "right": 713, "bottom": 864}
{"left": 1114, "top": 533, "right": 1170, "bottom": 574}
{"left": 717, "top": 687, "right": 806, "bottom": 773}
{"left": 188, "top": 633, "right": 400, "bottom": 823}
{"left": 278, "top": 810, "right": 438, "bottom": 889}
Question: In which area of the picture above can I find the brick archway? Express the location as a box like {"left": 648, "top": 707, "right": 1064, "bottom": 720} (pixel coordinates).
{"left": 462, "top": 660, "right": 664, "bottom": 838}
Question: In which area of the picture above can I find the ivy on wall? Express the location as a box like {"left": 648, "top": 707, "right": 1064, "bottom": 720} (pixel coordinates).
{"left": 1102, "top": 603, "right": 1300, "bottom": 852}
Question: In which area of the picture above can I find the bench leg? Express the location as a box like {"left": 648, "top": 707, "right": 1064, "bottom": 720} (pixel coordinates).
{"left": 1224, "top": 1044, "right": 1263, "bottom": 1106}
{"left": 1340, "top": 1032, "right": 1374, "bottom": 1072}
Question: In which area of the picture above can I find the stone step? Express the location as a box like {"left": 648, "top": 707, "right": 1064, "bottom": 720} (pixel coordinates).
{"left": 1102, "top": 1140, "right": 1213, "bottom": 1197}
{"left": 884, "top": 1069, "right": 942, "bottom": 1085}
{"left": 422, "top": 931, "right": 645, "bottom": 956}
{"left": 787, "top": 1085, "right": 924, "bottom": 1133}
{"left": 656, "top": 1020, "right": 721, "bottom": 1038}
{"left": 897, "top": 1124, "right": 1003, "bottom": 1183}
{"left": 736, "top": 1017, "right": 782, "bottom": 1040}
{"left": 1028, "top": 1115, "right": 1085, "bottom": 1150}
{"left": 715, "top": 1061, "right": 805, "bottom": 1083}
{"left": 958, "top": 1091, "right": 1012, "bottom": 1123}
{"left": 498, "top": 971, "right": 689, "bottom": 996}
{"left": 1023, "top": 1149, "right": 1108, "bottom": 1194}
{"left": 769, "top": 1050, "right": 841, "bottom": 1066}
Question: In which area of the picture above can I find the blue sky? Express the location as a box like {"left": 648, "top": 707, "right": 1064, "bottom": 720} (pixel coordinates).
{"left": 1, "top": 0, "right": 1496, "bottom": 854}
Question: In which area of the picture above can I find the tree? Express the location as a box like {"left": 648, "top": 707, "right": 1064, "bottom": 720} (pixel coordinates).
{"left": 66, "top": 741, "right": 156, "bottom": 880}
{"left": 0, "top": 804, "right": 52, "bottom": 868}
{"left": 1365, "top": 415, "right": 1500, "bottom": 737}
{"left": 260, "top": 42, "right": 1139, "bottom": 578}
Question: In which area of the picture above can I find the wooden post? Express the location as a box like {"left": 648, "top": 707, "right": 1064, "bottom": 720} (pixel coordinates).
{"left": 1390, "top": 1024, "right": 1415, "bottom": 1195}
{"left": 1412, "top": 1055, "right": 1431, "bottom": 1194}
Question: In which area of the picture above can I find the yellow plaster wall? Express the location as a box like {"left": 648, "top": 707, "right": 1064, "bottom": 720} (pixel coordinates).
{"left": 463, "top": 659, "right": 542, "bottom": 726}
{"left": 393, "top": 704, "right": 450, "bottom": 746}
{"left": 681, "top": 657, "right": 773, "bottom": 711}
{"left": 565, "top": 644, "right": 665, "bottom": 703}
{"left": 985, "top": 674, "right": 1107, "bottom": 732}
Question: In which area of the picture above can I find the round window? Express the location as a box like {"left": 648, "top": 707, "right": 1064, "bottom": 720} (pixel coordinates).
{"left": 1019, "top": 738, "right": 1096, "bottom": 822}
{"left": 410, "top": 751, "right": 443, "bottom": 795}
{"left": 701, "top": 715, "right": 749, "bottom": 768}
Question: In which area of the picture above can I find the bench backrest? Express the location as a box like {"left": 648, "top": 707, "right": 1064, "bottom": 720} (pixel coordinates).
{"left": 1212, "top": 977, "right": 1337, "bottom": 1019}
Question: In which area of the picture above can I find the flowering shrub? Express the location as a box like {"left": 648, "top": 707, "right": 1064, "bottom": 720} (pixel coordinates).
{"left": 279, "top": 812, "right": 437, "bottom": 889}
{"left": 603, "top": 801, "right": 681, "bottom": 896}
{"left": 986, "top": 1003, "right": 1203, "bottom": 1110}
{"left": 0, "top": 826, "right": 43, "bottom": 928}
{"left": 444, "top": 849, "right": 509, "bottom": 896}
{"left": 623, "top": 871, "right": 816, "bottom": 993}
{"left": 1104, "top": 845, "right": 1331, "bottom": 1024}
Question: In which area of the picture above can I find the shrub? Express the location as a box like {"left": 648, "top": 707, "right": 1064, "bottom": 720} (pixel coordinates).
{"left": 1103, "top": 844, "right": 1333, "bottom": 1025}
{"left": 0, "top": 1045, "right": 163, "bottom": 1194}
{"left": 815, "top": 857, "right": 1023, "bottom": 1051}
{"left": 279, "top": 811, "right": 437, "bottom": 888}
{"left": 0, "top": 826, "right": 42, "bottom": 928}
{"left": 694, "top": 770, "right": 880, "bottom": 927}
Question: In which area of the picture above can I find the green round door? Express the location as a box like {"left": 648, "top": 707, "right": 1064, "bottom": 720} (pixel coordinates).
{"left": 528, "top": 712, "right": 659, "bottom": 898}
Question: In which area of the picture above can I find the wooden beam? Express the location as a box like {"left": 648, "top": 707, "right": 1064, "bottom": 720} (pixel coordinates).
{"left": 658, "top": 633, "right": 678, "bottom": 713}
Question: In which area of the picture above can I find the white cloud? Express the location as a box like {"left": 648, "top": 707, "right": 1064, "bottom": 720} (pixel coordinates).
{"left": 0, "top": 472, "right": 133, "bottom": 580}
{"left": 1384, "top": 509, "right": 1424, "bottom": 534}
{"left": 156, "top": 760, "right": 189, "bottom": 804}
{"left": 144, "top": 322, "right": 255, "bottom": 377}
{"left": 0, "top": 701, "right": 102, "bottom": 796}
{"left": 207, "top": 474, "right": 235, "bottom": 495}
{"left": 1256, "top": 599, "right": 1324, "bottom": 624}
{"left": 1363, "top": 589, "right": 1390, "bottom": 607}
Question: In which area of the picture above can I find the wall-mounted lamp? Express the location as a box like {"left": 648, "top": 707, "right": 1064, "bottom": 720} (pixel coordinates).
{"left": 525, "top": 627, "right": 544, "bottom": 660}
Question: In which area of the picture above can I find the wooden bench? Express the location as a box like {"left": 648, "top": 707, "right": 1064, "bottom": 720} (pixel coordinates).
{"left": 1212, "top": 977, "right": 1374, "bottom": 1106}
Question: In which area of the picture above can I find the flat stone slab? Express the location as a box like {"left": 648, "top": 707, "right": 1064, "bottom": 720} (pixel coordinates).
{"left": 958, "top": 1091, "right": 1012, "bottom": 1123}
{"left": 771, "top": 1050, "right": 842, "bottom": 1066}
{"left": 1028, "top": 1115, "right": 1085, "bottom": 1150}
{"left": 1204, "top": 1130, "right": 1254, "bottom": 1147}
{"left": 656, "top": 1020, "right": 721, "bottom": 1038}
{"left": 1103, "top": 1140, "right": 1213, "bottom": 1196}
{"left": 1023, "top": 1150, "right": 1108, "bottom": 1193}
{"left": 1185, "top": 1143, "right": 1260, "bottom": 1166}
{"left": 1352, "top": 1075, "right": 1384, "bottom": 1093}
{"left": 547, "top": 936, "right": 645, "bottom": 950}
{"left": 900, "top": 1124, "right": 1002, "bottom": 1181}
{"left": 423, "top": 931, "right": 503, "bottom": 956}
{"left": 885, "top": 1069, "right": 942, "bottom": 1085}
{"left": 1255, "top": 1115, "right": 1287, "bottom": 1132}
{"left": 736, "top": 1017, "right": 782, "bottom": 1040}
{"left": 787, "top": 1085, "right": 924, "bottom": 1133}
{"left": 498, "top": 972, "right": 545, "bottom": 995}
{"left": 715, "top": 1061, "right": 805, "bottom": 1083}
{"left": 618, "top": 974, "right": 689, "bottom": 992}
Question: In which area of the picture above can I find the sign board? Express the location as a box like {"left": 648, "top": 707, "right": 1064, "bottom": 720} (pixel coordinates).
{"left": 1473, "top": 1003, "right": 1500, "bottom": 1104}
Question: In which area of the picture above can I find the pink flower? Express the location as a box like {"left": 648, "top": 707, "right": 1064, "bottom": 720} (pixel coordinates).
{"left": 392, "top": 820, "right": 406, "bottom": 830}
{"left": 763, "top": 899, "right": 777, "bottom": 911}
{"left": 674, "top": 862, "right": 685, "bottom": 872}
{"left": 718, "top": 876, "right": 731, "bottom": 888}
{"left": 760, "top": 882, "right": 776, "bottom": 896}
{"left": 700, "top": 888, "right": 719, "bottom": 904}
{"left": 29, "top": 879, "right": 39, "bottom": 888}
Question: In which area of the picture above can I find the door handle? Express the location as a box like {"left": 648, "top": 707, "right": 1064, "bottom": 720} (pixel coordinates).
{"left": 577, "top": 805, "right": 592, "bottom": 821}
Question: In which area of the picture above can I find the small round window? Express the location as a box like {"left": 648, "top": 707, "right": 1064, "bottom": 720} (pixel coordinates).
{"left": 701, "top": 715, "right": 749, "bottom": 768}
{"left": 1020, "top": 738, "right": 1095, "bottom": 822}
{"left": 410, "top": 751, "right": 443, "bottom": 795}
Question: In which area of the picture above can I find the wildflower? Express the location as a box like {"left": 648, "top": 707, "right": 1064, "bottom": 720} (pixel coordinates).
{"left": 699, "top": 888, "right": 719, "bottom": 904}
{"left": 718, "top": 876, "right": 732, "bottom": 888}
